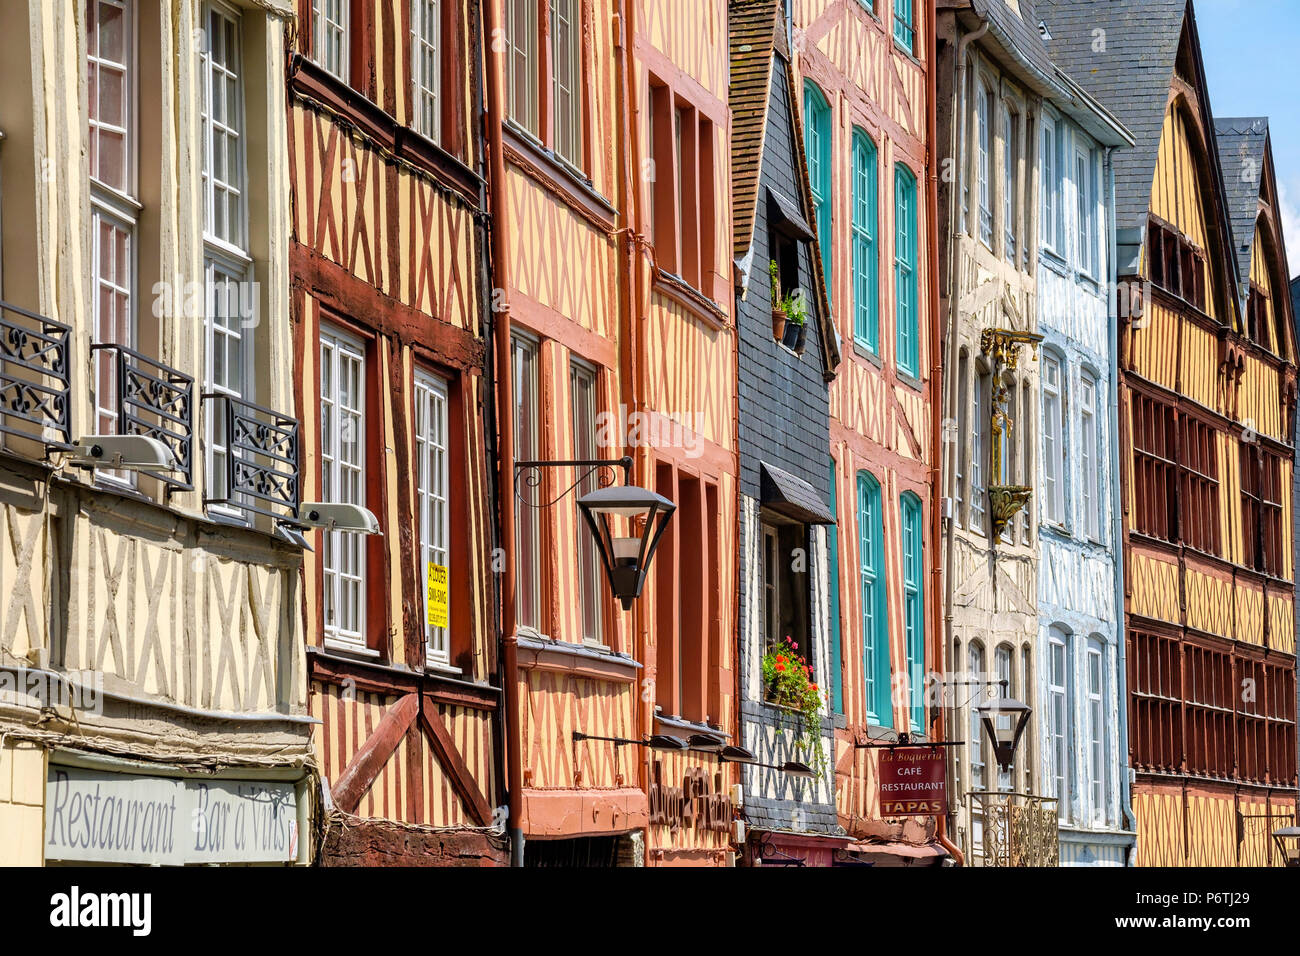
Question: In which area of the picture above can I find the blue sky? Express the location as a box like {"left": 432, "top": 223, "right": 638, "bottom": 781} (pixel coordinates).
{"left": 1196, "top": 0, "right": 1300, "bottom": 276}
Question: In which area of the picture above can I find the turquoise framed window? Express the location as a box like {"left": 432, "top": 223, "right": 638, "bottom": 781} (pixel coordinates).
{"left": 858, "top": 471, "right": 890, "bottom": 727}
{"left": 851, "top": 129, "right": 878, "bottom": 353}
{"left": 828, "top": 459, "right": 843, "bottom": 714}
{"left": 893, "top": 0, "right": 914, "bottom": 52}
{"left": 803, "top": 81, "right": 832, "bottom": 287}
{"left": 894, "top": 164, "right": 918, "bottom": 377}
{"left": 900, "top": 491, "right": 924, "bottom": 731}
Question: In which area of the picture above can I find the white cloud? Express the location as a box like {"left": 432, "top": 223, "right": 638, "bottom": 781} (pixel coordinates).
{"left": 1278, "top": 178, "right": 1300, "bottom": 280}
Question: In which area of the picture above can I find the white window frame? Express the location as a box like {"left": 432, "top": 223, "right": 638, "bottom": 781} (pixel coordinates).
{"left": 976, "top": 83, "right": 992, "bottom": 248}
{"left": 1075, "top": 146, "right": 1095, "bottom": 276}
{"left": 551, "top": 0, "right": 582, "bottom": 167}
{"left": 201, "top": 1, "right": 254, "bottom": 517}
{"left": 995, "top": 643, "right": 1014, "bottom": 791}
{"left": 968, "top": 642, "right": 987, "bottom": 792}
{"left": 570, "top": 359, "right": 604, "bottom": 646}
{"left": 1040, "top": 113, "right": 1058, "bottom": 251}
{"left": 410, "top": 0, "right": 441, "bottom": 142}
{"left": 505, "top": 0, "right": 540, "bottom": 137}
{"left": 88, "top": 0, "right": 139, "bottom": 487}
{"left": 1048, "top": 628, "right": 1072, "bottom": 821}
{"left": 1080, "top": 371, "right": 1099, "bottom": 541}
{"left": 1002, "top": 101, "right": 1016, "bottom": 263}
{"left": 311, "top": 0, "right": 350, "bottom": 83}
{"left": 415, "top": 369, "right": 451, "bottom": 667}
{"left": 320, "top": 326, "right": 368, "bottom": 651}
{"left": 970, "top": 371, "right": 987, "bottom": 534}
{"left": 512, "top": 332, "right": 541, "bottom": 633}
{"left": 1086, "top": 638, "right": 1108, "bottom": 827}
{"left": 1041, "top": 353, "right": 1065, "bottom": 525}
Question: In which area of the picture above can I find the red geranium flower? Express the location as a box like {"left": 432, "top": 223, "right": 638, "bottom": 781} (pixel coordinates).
{"left": 775, "top": 663, "right": 786, "bottom": 672}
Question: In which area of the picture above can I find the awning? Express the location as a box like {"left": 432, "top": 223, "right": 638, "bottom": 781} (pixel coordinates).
{"left": 766, "top": 187, "right": 815, "bottom": 241}
{"left": 845, "top": 840, "right": 949, "bottom": 861}
{"left": 760, "top": 462, "right": 836, "bottom": 525}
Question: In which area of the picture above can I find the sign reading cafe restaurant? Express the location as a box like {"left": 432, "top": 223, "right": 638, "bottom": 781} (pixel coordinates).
{"left": 44, "top": 766, "right": 300, "bottom": 865}
{"left": 877, "top": 747, "right": 947, "bottom": 816}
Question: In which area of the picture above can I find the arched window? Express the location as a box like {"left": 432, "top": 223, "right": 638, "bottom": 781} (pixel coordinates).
{"left": 995, "top": 643, "right": 1014, "bottom": 790}
{"left": 803, "top": 82, "right": 832, "bottom": 285}
{"left": 851, "top": 129, "right": 878, "bottom": 353}
{"left": 857, "top": 471, "right": 890, "bottom": 725}
{"left": 1085, "top": 636, "right": 1109, "bottom": 826}
{"left": 1047, "top": 625, "right": 1073, "bottom": 821}
{"left": 1041, "top": 351, "right": 1066, "bottom": 525}
{"left": 968, "top": 640, "right": 987, "bottom": 791}
{"left": 900, "top": 491, "right": 925, "bottom": 730}
{"left": 894, "top": 164, "right": 919, "bottom": 377}
{"left": 976, "top": 82, "right": 993, "bottom": 247}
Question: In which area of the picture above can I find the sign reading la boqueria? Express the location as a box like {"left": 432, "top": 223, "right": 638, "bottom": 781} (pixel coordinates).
{"left": 877, "top": 747, "right": 946, "bottom": 816}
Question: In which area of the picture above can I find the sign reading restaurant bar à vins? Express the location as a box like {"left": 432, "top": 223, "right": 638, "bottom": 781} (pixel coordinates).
{"left": 45, "top": 766, "right": 299, "bottom": 865}
{"left": 877, "top": 747, "right": 947, "bottom": 816}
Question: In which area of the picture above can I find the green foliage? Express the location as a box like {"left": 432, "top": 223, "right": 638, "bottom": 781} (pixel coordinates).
{"left": 760, "top": 635, "right": 828, "bottom": 779}
{"left": 768, "top": 260, "right": 808, "bottom": 326}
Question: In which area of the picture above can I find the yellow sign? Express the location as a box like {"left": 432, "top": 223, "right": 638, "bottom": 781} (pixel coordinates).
{"left": 427, "top": 563, "right": 448, "bottom": 630}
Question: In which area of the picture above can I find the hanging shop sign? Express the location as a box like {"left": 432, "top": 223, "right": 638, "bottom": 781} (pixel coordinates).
{"left": 877, "top": 747, "right": 947, "bottom": 816}
{"left": 44, "top": 765, "right": 300, "bottom": 865}
{"left": 648, "top": 761, "right": 732, "bottom": 833}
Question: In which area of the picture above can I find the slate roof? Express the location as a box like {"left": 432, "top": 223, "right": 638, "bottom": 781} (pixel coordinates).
{"left": 760, "top": 461, "right": 837, "bottom": 525}
{"left": 1036, "top": 0, "right": 1188, "bottom": 235}
{"left": 729, "top": 0, "right": 782, "bottom": 264}
{"left": 1215, "top": 117, "right": 1269, "bottom": 292}
{"left": 728, "top": 0, "right": 840, "bottom": 375}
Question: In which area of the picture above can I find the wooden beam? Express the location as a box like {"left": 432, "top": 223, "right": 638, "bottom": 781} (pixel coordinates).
{"left": 331, "top": 693, "right": 419, "bottom": 814}
{"left": 419, "top": 701, "right": 493, "bottom": 826}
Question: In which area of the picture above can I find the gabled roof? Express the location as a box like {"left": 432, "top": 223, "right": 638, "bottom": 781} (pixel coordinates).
{"left": 729, "top": 0, "right": 782, "bottom": 265}
{"left": 1037, "top": 0, "right": 1188, "bottom": 236}
{"left": 1215, "top": 117, "right": 1269, "bottom": 292}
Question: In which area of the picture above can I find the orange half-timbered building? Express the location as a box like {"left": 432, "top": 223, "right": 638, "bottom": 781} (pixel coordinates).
{"left": 788, "top": 0, "right": 947, "bottom": 865}
{"left": 288, "top": 0, "right": 506, "bottom": 865}
{"left": 487, "top": 0, "right": 739, "bottom": 866}
{"left": 1047, "top": 0, "right": 1298, "bottom": 866}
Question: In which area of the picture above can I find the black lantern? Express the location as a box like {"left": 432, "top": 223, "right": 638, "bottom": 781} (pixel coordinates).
{"left": 577, "top": 484, "right": 676, "bottom": 610}
{"left": 1272, "top": 825, "right": 1300, "bottom": 867}
{"left": 976, "top": 696, "right": 1031, "bottom": 775}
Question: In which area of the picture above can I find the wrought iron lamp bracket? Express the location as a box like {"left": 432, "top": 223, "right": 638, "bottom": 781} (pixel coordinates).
{"left": 514, "top": 455, "right": 633, "bottom": 509}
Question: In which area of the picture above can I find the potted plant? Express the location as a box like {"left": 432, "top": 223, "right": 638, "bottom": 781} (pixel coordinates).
{"left": 768, "top": 259, "right": 787, "bottom": 340}
{"left": 770, "top": 260, "right": 809, "bottom": 350}
{"left": 760, "top": 635, "right": 828, "bottom": 779}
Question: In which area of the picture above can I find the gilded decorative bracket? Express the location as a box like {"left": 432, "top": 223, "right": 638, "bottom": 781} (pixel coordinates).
{"left": 980, "top": 327, "right": 1043, "bottom": 542}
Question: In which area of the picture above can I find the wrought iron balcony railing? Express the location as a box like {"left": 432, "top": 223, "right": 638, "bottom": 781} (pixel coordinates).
{"left": 965, "top": 791, "right": 1060, "bottom": 867}
{"left": 201, "top": 393, "right": 300, "bottom": 521}
{"left": 90, "top": 343, "right": 193, "bottom": 492}
{"left": 0, "top": 300, "right": 72, "bottom": 449}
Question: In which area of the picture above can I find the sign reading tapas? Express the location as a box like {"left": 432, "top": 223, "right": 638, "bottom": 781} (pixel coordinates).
{"left": 877, "top": 746, "right": 946, "bottom": 816}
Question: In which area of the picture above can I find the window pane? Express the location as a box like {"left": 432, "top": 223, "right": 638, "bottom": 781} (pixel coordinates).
{"left": 571, "top": 361, "right": 602, "bottom": 644}
{"left": 411, "top": 0, "right": 441, "bottom": 141}
{"left": 551, "top": 0, "right": 582, "bottom": 165}
{"left": 202, "top": 3, "right": 246, "bottom": 251}
{"left": 416, "top": 371, "right": 451, "bottom": 664}
{"left": 312, "top": 0, "right": 350, "bottom": 82}
{"left": 513, "top": 335, "right": 541, "bottom": 630}
{"left": 321, "top": 328, "right": 367, "bottom": 646}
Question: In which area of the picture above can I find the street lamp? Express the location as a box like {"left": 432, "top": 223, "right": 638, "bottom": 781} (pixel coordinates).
{"left": 1272, "top": 825, "right": 1300, "bottom": 866}
{"left": 577, "top": 484, "right": 676, "bottom": 610}
{"left": 976, "top": 695, "right": 1031, "bottom": 775}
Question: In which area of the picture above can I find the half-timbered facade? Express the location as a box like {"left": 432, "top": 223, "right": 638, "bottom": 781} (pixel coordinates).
{"left": 786, "top": 0, "right": 947, "bottom": 865}
{"left": 1030, "top": 17, "right": 1135, "bottom": 863}
{"left": 936, "top": 0, "right": 1130, "bottom": 866}
{"left": 730, "top": 0, "right": 842, "bottom": 866}
{"left": 1045, "top": 0, "right": 1299, "bottom": 867}
{"left": 0, "top": 0, "right": 311, "bottom": 865}
{"left": 490, "top": 0, "right": 739, "bottom": 867}
{"left": 288, "top": 0, "right": 505, "bottom": 865}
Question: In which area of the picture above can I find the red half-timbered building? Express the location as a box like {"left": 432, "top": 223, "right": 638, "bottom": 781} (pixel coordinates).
{"left": 288, "top": 0, "right": 506, "bottom": 865}
{"left": 487, "top": 0, "right": 740, "bottom": 866}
